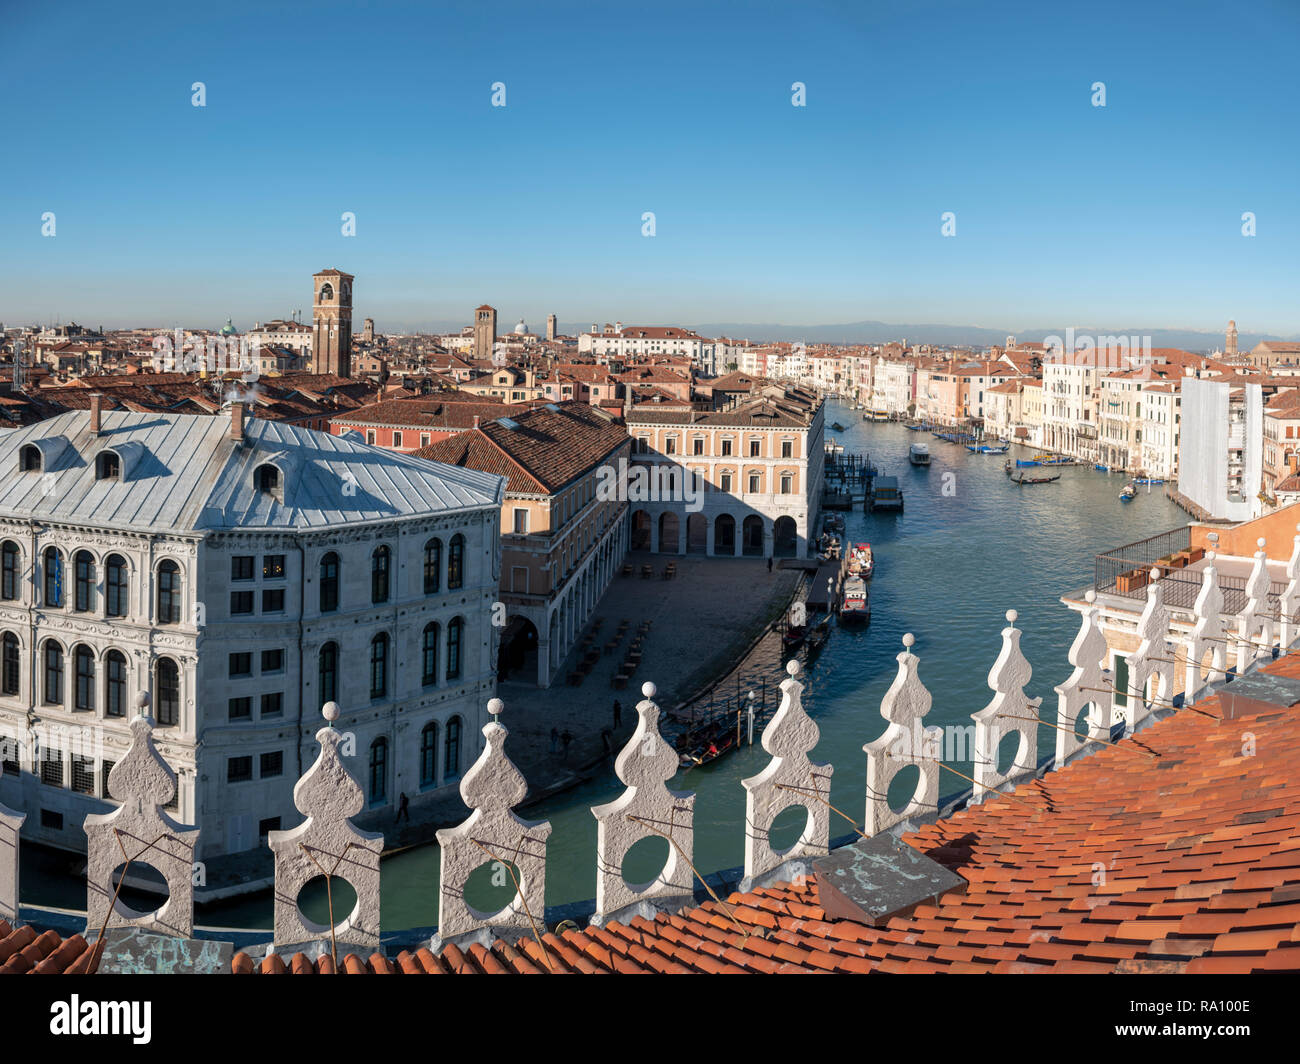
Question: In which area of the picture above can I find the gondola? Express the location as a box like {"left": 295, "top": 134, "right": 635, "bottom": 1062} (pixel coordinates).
{"left": 805, "top": 617, "right": 831, "bottom": 658}
{"left": 1010, "top": 470, "right": 1060, "bottom": 484}
{"left": 678, "top": 717, "right": 741, "bottom": 768}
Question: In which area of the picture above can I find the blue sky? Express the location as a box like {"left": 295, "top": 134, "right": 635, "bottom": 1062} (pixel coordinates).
{"left": 2, "top": 0, "right": 1298, "bottom": 335}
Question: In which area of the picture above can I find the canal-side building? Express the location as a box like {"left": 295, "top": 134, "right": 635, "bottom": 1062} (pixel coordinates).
{"left": 1180, "top": 378, "right": 1265, "bottom": 522}
{"left": 624, "top": 383, "right": 824, "bottom": 559}
{"left": 415, "top": 402, "right": 630, "bottom": 687}
{"left": 0, "top": 402, "right": 504, "bottom": 860}
{"left": 1041, "top": 353, "right": 1102, "bottom": 463}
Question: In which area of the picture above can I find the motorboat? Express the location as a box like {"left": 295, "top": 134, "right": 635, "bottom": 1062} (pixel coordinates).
{"left": 909, "top": 443, "right": 931, "bottom": 466}
{"left": 1119, "top": 483, "right": 1137, "bottom": 502}
{"left": 848, "top": 542, "right": 874, "bottom": 580}
{"left": 839, "top": 575, "right": 870, "bottom": 624}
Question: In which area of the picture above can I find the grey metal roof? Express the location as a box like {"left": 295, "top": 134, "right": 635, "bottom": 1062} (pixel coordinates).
{"left": 0, "top": 410, "right": 505, "bottom": 533}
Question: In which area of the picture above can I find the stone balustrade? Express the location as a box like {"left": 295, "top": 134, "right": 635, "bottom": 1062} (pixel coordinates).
{"left": 1, "top": 544, "right": 1294, "bottom": 949}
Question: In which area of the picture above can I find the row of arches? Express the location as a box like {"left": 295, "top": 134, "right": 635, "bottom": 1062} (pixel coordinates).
{"left": 0, "top": 632, "right": 180, "bottom": 724}
{"left": 630, "top": 512, "right": 799, "bottom": 557}
{"left": 0, "top": 541, "right": 182, "bottom": 621}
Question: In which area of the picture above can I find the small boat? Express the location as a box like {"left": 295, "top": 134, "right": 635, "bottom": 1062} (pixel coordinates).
{"left": 1095, "top": 463, "right": 1110, "bottom": 472}
{"left": 909, "top": 443, "right": 931, "bottom": 466}
{"left": 1011, "top": 471, "right": 1060, "bottom": 485}
{"left": 678, "top": 718, "right": 741, "bottom": 768}
{"left": 805, "top": 617, "right": 831, "bottom": 658}
{"left": 1133, "top": 477, "right": 1164, "bottom": 485}
{"left": 1015, "top": 458, "right": 1042, "bottom": 467}
{"left": 848, "top": 542, "right": 874, "bottom": 579}
{"left": 839, "top": 575, "right": 870, "bottom": 624}
{"left": 822, "top": 512, "right": 845, "bottom": 535}
{"left": 781, "top": 624, "right": 807, "bottom": 652}
{"left": 831, "top": 421, "right": 846, "bottom": 432}
{"left": 1119, "top": 483, "right": 1137, "bottom": 501}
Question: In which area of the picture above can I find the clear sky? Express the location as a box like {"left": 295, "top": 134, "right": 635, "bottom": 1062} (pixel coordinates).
{"left": 2, "top": 0, "right": 1298, "bottom": 336}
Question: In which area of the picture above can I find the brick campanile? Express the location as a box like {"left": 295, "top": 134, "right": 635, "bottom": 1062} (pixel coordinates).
{"left": 313, "top": 268, "right": 354, "bottom": 377}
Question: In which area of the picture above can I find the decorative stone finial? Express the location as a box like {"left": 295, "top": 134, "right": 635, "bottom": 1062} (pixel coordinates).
{"left": 1006, "top": 609, "right": 1018, "bottom": 624}
{"left": 1127, "top": 565, "right": 1174, "bottom": 733}
{"left": 1085, "top": 589, "right": 1096, "bottom": 604}
{"left": 1238, "top": 537, "right": 1276, "bottom": 673}
{"left": 1258, "top": 537, "right": 1267, "bottom": 550}
{"left": 591, "top": 678, "right": 694, "bottom": 924}
{"left": 83, "top": 709, "right": 198, "bottom": 937}
{"left": 641, "top": 681, "right": 656, "bottom": 699}
{"left": 435, "top": 697, "right": 551, "bottom": 947}
{"left": 1053, "top": 592, "right": 1112, "bottom": 764}
{"left": 864, "top": 633, "right": 939, "bottom": 835}
{"left": 902, "top": 632, "right": 915, "bottom": 648}
{"left": 268, "top": 707, "right": 382, "bottom": 949}
{"left": 1187, "top": 553, "right": 1227, "bottom": 705}
{"left": 134, "top": 690, "right": 150, "bottom": 712}
{"left": 973, "top": 609, "right": 1040, "bottom": 800}
{"left": 740, "top": 653, "right": 832, "bottom": 891}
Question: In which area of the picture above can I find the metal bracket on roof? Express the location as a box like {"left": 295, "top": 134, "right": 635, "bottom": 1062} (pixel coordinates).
{"left": 812, "top": 833, "right": 967, "bottom": 928}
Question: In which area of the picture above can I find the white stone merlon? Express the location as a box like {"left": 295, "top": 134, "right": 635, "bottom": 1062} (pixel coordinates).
{"left": 741, "top": 660, "right": 831, "bottom": 891}
{"left": 1126, "top": 569, "right": 1175, "bottom": 733}
{"left": 1279, "top": 527, "right": 1300, "bottom": 647}
{"left": 1053, "top": 591, "right": 1113, "bottom": 764}
{"left": 590, "top": 681, "right": 695, "bottom": 925}
{"left": 0, "top": 798, "right": 23, "bottom": 923}
{"left": 434, "top": 698, "right": 551, "bottom": 950}
{"left": 83, "top": 697, "right": 198, "bottom": 938}
{"left": 864, "top": 635, "right": 940, "bottom": 836}
{"left": 971, "top": 610, "right": 1040, "bottom": 802}
{"left": 1238, "top": 538, "right": 1275, "bottom": 674}
{"left": 268, "top": 700, "right": 382, "bottom": 949}
{"left": 1185, "top": 553, "right": 1228, "bottom": 705}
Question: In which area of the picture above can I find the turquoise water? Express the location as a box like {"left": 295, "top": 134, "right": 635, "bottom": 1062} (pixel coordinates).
{"left": 34, "top": 408, "right": 1188, "bottom": 930}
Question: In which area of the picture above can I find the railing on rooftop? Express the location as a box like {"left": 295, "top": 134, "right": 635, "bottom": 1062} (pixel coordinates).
{"left": 1094, "top": 526, "right": 1284, "bottom": 614}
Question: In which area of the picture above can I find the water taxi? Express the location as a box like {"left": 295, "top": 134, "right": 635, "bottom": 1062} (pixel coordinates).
{"left": 839, "top": 575, "right": 870, "bottom": 625}
{"left": 909, "top": 443, "right": 931, "bottom": 466}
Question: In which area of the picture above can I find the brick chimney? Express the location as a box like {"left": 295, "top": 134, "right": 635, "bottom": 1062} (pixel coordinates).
{"left": 472, "top": 415, "right": 481, "bottom": 429}
{"left": 89, "top": 393, "right": 103, "bottom": 435}
{"left": 231, "top": 401, "right": 245, "bottom": 441}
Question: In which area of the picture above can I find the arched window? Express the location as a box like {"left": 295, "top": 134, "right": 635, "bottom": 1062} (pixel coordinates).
{"left": 420, "top": 722, "right": 438, "bottom": 787}
{"left": 1, "top": 542, "right": 19, "bottom": 601}
{"left": 105, "top": 650, "right": 127, "bottom": 717}
{"left": 371, "top": 545, "right": 390, "bottom": 604}
{"left": 319, "top": 552, "right": 340, "bottom": 613}
{"left": 446, "top": 617, "right": 463, "bottom": 681}
{"left": 96, "top": 451, "right": 120, "bottom": 480}
{"left": 43, "top": 547, "right": 62, "bottom": 608}
{"left": 257, "top": 464, "right": 281, "bottom": 497}
{"left": 43, "top": 641, "right": 63, "bottom": 705}
{"left": 369, "top": 633, "right": 389, "bottom": 699}
{"left": 155, "top": 658, "right": 179, "bottom": 726}
{"left": 1, "top": 632, "right": 19, "bottom": 696}
{"left": 74, "top": 551, "right": 95, "bottom": 612}
{"left": 20, "top": 445, "right": 41, "bottom": 472}
{"left": 105, "top": 554, "right": 128, "bottom": 617}
{"left": 157, "top": 560, "right": 180, "bottom": 624}
{"left": 423, "top": 538, "right": 442, "bottom": 594}
{"left": 447, "top": 535, "right": 465, "bottom": 589}
{"left": 318, "top": 642, "right": 338, "bottom": 708}
{"left": 369, "top": 737, "right": 387, "bottom": 803}
{"left": 320, "top": 282, "right": 334, "bottom": 302}
{"left": 422, "top": 623, "right": 440, "bottom": 687}
{"left": 74, "top": 644, "right": 95, "bottom": 711}
{"left": 445, "top": 716, "right": 462, "bottom": 778}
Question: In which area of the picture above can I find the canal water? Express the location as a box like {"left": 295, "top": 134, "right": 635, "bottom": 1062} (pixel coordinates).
{"left": 49, "top": 407, "right": 1190, "bottom": 931}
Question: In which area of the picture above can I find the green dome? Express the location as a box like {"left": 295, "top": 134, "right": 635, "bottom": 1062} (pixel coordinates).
{"left": 219, "top": 318, "right": 237, "bottom": 336}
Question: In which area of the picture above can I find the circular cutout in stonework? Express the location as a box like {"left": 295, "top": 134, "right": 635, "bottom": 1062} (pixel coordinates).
{"left": 109, "top": 861, "right": 170, "bottom": 920}
{"left": 297, "top": 874, "right": 358, "bottom": 930}
{"left": 768, "top": 804, "right": 809, "bottom": 855}
{"left": 886, "top": 764, "right": 921, "bottom": 815}
{"left": 996, "top": 731, "right": 1020, "bottom": 776}
{"left": 463, "top": 859, "right": 521, "bottom": 920}
{"left": 621, "top": 834, "right": 670, "bottom": 891}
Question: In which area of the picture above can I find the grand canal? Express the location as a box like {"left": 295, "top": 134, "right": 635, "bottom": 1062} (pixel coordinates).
{"left": 29, "top": 406, "right": 1191, "bottom": 930}
{"left": 296, "top": 408, "right": 1189, "bottom": 929}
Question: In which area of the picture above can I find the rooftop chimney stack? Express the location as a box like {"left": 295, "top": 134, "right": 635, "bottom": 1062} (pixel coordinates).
{"left": 89, "top": 393, "right": 102, "bottom": 435}
{"left": 231, "top": 401, "right": 245, "bottom": 441}
{"left": 473, "top": 415, "right": 481, "bottom": 429}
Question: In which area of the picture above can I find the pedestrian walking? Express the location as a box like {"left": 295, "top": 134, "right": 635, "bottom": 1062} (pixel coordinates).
{"left": 550, "top": 726, "right": 560, "bottom": 754}
{"left": 613, "top": 699, "right": 622, "bottom": 728}
{"left": 561, "top": 729, "right": 573, "bottom": 758}
{"left": 767, "top": 556, "right": 773, "bottom": 574}
{"left": 395, "top": 791, "right": 410, "bottom": 824}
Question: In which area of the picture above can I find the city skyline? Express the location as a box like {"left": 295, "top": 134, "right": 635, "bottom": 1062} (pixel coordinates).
{"left": 3, "top": 0, "right": 1299, "bottom": 333}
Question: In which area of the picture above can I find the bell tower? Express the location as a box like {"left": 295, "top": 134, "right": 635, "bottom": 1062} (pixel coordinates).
{"left": 313, "top": 268, "right": 354, "bottom": 377}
